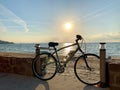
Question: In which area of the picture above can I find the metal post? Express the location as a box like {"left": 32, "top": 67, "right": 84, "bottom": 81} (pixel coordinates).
{"left": 99, "top": 42, "right": 108, "bottom": 88}
{"left": 34, "top": 44, "right": 41, "bottom": 74}
{"left": 35, "top": 44, "right": 40, "bottom": 55}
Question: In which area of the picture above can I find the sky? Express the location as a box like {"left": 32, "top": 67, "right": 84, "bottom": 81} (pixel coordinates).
{"left": 0, "top": 0, "right": 120, "bottom": 43}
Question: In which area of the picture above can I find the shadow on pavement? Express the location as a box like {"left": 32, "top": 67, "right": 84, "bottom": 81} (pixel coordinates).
{"left": 0, "top": 73, "right": 49, "bottom": 90}
{"left": 83, "top": 85, "right": 105, "bottom": 90}
{"left": 83, "top": 85, "right": 107, "bottom": 90}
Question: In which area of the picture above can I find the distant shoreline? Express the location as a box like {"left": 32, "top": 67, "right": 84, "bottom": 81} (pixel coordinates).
{"left": 0, "top": 40, "right": 14, "bottom": 44}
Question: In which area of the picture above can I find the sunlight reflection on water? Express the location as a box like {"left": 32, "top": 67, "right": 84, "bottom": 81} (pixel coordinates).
{"left": 63, "top": 43, "right": 74, "bottom": 55}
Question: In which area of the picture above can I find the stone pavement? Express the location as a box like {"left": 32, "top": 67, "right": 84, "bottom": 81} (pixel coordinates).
{"left": 0, "top": 73, "right": 109, "bottom": 90}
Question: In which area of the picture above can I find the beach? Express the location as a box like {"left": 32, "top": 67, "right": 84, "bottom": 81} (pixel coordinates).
{"left": 0, "top": 52, "right": 35, "bottom": 58}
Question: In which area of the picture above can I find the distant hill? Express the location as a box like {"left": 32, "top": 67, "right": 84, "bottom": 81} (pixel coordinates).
{"left": 0, "top": 40, "right": 14, "bottom": 44}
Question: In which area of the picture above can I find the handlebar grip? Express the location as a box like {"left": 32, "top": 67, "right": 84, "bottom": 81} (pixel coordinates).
{"left": 76, "top": 35, "right": 82, "bottom": 40}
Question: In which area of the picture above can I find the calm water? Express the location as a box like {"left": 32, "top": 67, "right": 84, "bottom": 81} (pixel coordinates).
{"left": 0, "top": 42, "right": 120, "bottom": 57}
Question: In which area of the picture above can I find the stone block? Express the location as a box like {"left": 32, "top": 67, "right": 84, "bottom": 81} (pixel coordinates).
{"left": 108, "top": 61, "right": 120, "bottom": 90}
{"left": 109, "top": 63, "right": 120, "bottom": 72}
{"left": 0, "top": 56, "right": 9, "bottom": 63}
{"left": 110, "top": 86, "right": 120, "bottom": 90}
{"left": 0, "top": 63, "right": 12, "bottom": 73}
{"left": 13, "top": 66, "right": 25, "bottom": 75}
{"left": 0, "top": 53, "right": 43, "bottom": 77}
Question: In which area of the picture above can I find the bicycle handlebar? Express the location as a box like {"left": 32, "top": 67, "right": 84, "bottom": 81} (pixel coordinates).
{"left": 35, "top": 34, "right": 83, "bottom": 50}
{"left": 76, "top": 35, "right": 83, "bottom": 42}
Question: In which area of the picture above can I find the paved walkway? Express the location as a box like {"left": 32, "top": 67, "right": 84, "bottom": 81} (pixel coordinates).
{"left": 0, "top": 73, "right": 109, "bottom": 90}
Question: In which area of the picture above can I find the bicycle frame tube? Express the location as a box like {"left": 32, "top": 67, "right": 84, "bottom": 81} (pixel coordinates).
{"left": 52, "top": 43, "right": 77, "bottom": 55}
{"left": 63, "top": 47, "right": 79, "bottom": 66}
{"left": 51, "top": 42, "right": 84, "bottom": 66}
{"left": 51, "top": 43, "right": 76, "bottom": 65}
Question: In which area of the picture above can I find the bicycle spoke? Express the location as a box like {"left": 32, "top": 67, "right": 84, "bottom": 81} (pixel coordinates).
{"left": 32, "top": 53, "right": 57, "bottom": 80}
{"left": 74, "top": 54, "right": 100, "bottom": 85}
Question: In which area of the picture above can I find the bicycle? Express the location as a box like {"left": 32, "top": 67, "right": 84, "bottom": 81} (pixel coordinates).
{"left": 32, "top": 35, "right": 100, "bottom": 85}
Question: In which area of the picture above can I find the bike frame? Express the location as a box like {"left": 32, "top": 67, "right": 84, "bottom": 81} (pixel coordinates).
{"left": 51, "top": 42, "right": 85, "bottom": 67}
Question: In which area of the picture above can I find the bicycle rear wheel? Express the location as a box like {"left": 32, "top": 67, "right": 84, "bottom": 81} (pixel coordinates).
{"left": 74, "top": 53, "right": 100, "bottom": 85}
{"left": 32, "top": 52, "right": 57, "bottom": 81}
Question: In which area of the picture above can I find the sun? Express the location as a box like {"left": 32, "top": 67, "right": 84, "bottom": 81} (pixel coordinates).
{"left": 65, "top": 22, "right": 72, "bottom": 30}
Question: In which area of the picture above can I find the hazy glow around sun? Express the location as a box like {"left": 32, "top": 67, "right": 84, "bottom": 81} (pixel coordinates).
{"left": 65, "top": 22, "right": 72, "bottom": 30}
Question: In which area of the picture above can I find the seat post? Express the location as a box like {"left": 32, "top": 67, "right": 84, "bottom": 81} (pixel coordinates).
{"left": 53, "top": 46, "right": 60, "bottom": 61}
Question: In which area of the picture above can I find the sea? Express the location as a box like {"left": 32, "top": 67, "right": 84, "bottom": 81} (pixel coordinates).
{"left": 0, "top": 42, "right": 120, "bottom": 58}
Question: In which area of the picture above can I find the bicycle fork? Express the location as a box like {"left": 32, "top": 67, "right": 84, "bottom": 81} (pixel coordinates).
{"left": 83, "top": 55, "right": 92, "bottom": 71}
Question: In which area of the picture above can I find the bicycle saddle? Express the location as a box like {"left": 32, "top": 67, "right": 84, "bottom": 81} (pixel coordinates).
{"left": 48, "top": 42, "right": 59, "bottom": 47}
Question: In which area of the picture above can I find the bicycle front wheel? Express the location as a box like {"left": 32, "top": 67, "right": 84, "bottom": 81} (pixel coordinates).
{"left": 74, "top": 53, "right": 100, "bottom": 85}
{"left": 32, "top": 52, "right": 57, "bottom": 81}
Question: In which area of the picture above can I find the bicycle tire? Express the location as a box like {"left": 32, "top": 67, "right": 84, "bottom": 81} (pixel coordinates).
{"left": 32, "top": 52, "right": 57, "bottom": 81}
{"left": 74, "top": 53, "right": 100, "bottom": 85}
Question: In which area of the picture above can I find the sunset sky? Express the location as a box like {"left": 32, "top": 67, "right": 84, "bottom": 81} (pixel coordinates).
{"left": 0, "top": 0, "right": 120, "bottom": 43}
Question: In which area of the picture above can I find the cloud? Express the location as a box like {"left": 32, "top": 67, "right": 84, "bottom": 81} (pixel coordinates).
{"left": 0, "top": 4, "right": 29, "bottom": 32}
{"left": 0, "top": 22, "right": 7, "bottom": 32}
{"left": 90, "top": 32, "right": 120, "bottom": 42}
{"left": 77, "top": 3, "right": 112, "bottom": 23}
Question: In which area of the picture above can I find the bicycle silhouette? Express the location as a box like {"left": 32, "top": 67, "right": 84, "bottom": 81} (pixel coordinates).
{"left": 32, "top": 35, "right": 100, "bottom": 85}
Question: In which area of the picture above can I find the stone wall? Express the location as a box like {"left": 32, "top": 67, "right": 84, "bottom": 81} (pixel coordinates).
{"left": 108, "top": 60, "right": 120, "bottom": 90}
{"left": 0, "top": 55, "right": 34, "bottom": 76}
{"left": 0, "top": 52, "right": 46, "bottom": 77}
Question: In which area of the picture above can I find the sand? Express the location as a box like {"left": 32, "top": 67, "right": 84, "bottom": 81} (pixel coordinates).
{"left": 0, "top": 52, "right": 35, "bottom": 58}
